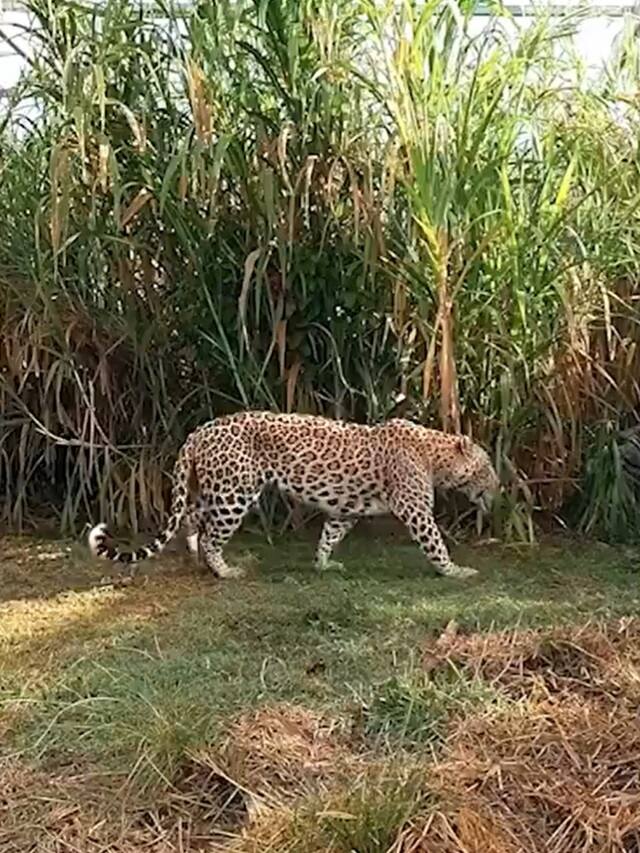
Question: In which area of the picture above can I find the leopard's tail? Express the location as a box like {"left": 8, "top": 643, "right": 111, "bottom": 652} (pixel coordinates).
{"left": 88, "top": 439, "right": 195, "bottom": 566}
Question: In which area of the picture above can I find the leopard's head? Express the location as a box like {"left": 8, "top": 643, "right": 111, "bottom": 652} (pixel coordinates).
{"left": 442, "top": 435, "right": 500, "bottom": 513}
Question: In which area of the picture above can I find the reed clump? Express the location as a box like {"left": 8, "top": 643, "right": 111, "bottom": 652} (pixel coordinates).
{"left": 1, "top": 0, "right": 639, "bottom": 540}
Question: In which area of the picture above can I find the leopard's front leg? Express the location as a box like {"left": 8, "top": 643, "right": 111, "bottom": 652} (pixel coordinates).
{"left": 388, "top": 456, "right": 478, "bottom": 579}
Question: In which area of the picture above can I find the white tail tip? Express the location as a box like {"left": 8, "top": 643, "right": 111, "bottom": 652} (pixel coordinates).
{"left": 88, "top": 522, "right": 108, "bottom": 555}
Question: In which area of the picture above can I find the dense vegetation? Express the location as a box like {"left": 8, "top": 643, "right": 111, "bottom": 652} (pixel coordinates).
{"left": 2, "top": 0, "right": 640, "bottom": 539}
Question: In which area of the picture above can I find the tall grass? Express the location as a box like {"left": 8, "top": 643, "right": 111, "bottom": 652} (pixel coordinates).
{"left": 1, "top": 0, "right": 639, "bottom": 539}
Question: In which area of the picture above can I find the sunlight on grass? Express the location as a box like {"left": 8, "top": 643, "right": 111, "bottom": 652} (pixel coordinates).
{"left": 0, "top": 587, "right": 126, "bottom": 645}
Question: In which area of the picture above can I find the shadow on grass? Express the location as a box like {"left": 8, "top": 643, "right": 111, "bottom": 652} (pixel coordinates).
{"left": 2, "top": 530, "right": 639, "bottom": 679}
{"left": 0, "top": 534, "right": 208, "bottom": 604}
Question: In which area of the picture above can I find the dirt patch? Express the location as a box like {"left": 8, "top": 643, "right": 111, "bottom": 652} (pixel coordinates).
{"left": 133, "top": 753, "right": 247, "bottom": 851}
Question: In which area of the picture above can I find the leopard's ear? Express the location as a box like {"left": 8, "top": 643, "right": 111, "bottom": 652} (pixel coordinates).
{"left": 455, "top": 434, "right": 474, "bottom": 456}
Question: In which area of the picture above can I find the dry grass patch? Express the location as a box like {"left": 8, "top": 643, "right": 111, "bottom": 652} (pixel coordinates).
{"left": 6, "top": 618, "right": 640, "bottom": 852}
{"left": 233, "top": 620, "right": 640, "bottom": 853}
{"left": 0, "top": 754, "right": 247, "bottom": 852}
{"left": 414, "top": 698, "right": 640, "bottom": 853}
{"left": 422, "top": 617, "right": 640, "bottom": 701}
{"left": 0, "top": 704, "right": 358, "bottom": 853}
{"left": 219, "top": 704, "right": 362, "bottom": 804}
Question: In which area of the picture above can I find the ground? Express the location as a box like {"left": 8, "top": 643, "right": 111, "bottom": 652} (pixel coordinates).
{"left": 2, "top": 525, "right": 640, "bottom": 852}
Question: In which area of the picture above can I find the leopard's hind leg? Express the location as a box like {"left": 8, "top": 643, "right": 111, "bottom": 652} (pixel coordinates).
{"left": 314, "top": 516, "right": 357, "bottom": 571}
{"left": 197, "top": 476, "right": 265, "bottom": 579}
{"left": 184, "top": 500, "right": 200, "bottom": 558}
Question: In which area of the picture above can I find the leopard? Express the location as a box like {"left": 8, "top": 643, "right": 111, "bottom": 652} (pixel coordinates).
{"left": 88, "top": 411, "right": 500, "bottom": 580}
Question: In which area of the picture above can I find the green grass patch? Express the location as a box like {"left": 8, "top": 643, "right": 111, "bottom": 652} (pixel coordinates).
{"left": 266, "top": 769, "right": 433, "bottom": 853}
{"left": 361, "top": 664, "right": 501, "bottom": 750}
{"left": 2, "top": 530, "right": 639, "bottom": 787}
